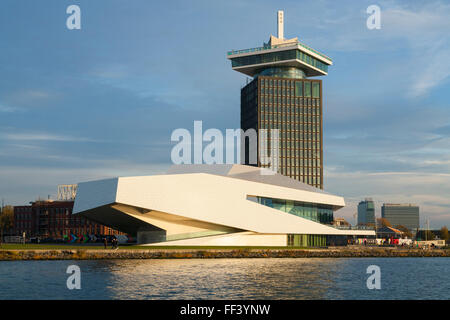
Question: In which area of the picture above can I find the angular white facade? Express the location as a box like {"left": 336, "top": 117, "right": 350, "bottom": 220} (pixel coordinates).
{"left": 73, "top": 165, "right": 375, "bottom": 246}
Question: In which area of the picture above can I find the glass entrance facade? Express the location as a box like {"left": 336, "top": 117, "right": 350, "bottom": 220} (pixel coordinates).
{"left": 287, "top": 234, "right": 349, "bottom": 247}
{"left": 287, "top": 234, "right": 327, "bottom": 247}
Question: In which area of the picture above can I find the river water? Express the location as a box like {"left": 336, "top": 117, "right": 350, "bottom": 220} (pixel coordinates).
{"left": 0, "top": 258, "right": 448, "bottom": 299}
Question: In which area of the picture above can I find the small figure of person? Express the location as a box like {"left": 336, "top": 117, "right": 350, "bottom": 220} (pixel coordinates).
{"left": 111, "top": 236, "right": 118, "bottom": 250}
{"left": 103, "top": 237, "right": 108, "bottom": 249}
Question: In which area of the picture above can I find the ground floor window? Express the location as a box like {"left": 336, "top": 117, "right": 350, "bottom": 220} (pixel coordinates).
{"left": 287, "top": 234, "right": 327, "bottom": 247}
{"left": 287, "top": 234, "right": 349, "bottom": 247}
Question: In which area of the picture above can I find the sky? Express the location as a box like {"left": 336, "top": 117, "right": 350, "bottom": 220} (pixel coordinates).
{"left": 0, "top": 0, "right": 449, "bottom": 228}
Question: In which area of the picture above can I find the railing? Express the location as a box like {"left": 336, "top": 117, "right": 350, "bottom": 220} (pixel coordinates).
{"left": 332, "top": 225, "right": 375, "bottom": 230}
{"left": 228, "top": 40, "right": 332, "bottom": 62}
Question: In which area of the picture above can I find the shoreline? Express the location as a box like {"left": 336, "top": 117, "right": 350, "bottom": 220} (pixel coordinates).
{"left": 1, "top": 247, "right": 449, "bottom": 260}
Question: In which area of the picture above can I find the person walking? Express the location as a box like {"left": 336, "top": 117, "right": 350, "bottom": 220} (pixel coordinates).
{"left": 103, "top": 237, "right": 108, "bottom": 249}
{"left": 111, "top": 236, "right": 118, "bottom": 250}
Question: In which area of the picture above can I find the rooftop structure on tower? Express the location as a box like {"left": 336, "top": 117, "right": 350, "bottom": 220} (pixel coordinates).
{"left": 227, "top": 10, "right": 332, "bottom": 78}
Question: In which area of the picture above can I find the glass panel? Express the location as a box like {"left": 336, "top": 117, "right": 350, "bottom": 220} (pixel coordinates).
{"left": 286, "top": 200, "right": 294, "bottom": 214}
{"left": 312, "top": 82, "right": 320, "bottom": 98}
{"left": 231, "top": 49, "right": 297, "bottom": 67}
{"left": 252, "top": 196, "right": 334, "bottom": 225}
{"left": 272, "top": 199, "right": 286, "bottom": 212}
{"left": 304, "top": 82, "right": 311, "bottom": 97}
{"left": 295, "top": 82, "right": 303, "bottom": 97}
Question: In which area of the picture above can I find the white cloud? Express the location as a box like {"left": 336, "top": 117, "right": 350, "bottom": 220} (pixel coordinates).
{"left": 4, "top": 89, "right": 59, "bottom": 109}
{"left": 0, "top": 132, "right": 99, "bottom": 143}
{"left": 0, "top": 104, "right": 21, "bottom": 113}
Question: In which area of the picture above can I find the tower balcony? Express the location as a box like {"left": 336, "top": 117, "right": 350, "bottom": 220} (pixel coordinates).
{"left": 227, "top": 41, "right": 332, "bottom": 78}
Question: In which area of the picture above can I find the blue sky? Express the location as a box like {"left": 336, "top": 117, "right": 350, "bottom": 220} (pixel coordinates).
{"left": 0, "top": 0, "right": 449, "bottom": 228}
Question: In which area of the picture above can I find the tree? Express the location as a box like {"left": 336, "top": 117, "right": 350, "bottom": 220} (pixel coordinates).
{"left": 440, "top": 226, "right": 449, "bottom": 243}
{"left": 0, "top": 205, "right": 14, "bottom": 244}
{"left": 366, "top": 223, "right": 376, "bottom": 229}
{"left": 396, "top": 225, "right": 412, "bottom": 238}
{"left": 377, "top": 218, "right": 391, "bottom": 227}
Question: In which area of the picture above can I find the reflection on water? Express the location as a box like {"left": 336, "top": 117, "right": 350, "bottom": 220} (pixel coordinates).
{"left": 104, "top": 259, "right": 344, "bottom": 300}
{"left": 0, "top": 258, "right": 449, "bottom": 300}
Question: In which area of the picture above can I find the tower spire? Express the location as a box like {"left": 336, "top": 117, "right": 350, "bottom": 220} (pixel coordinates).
{"left": 268, "top": 10, "right": 297, "bottom": 46}
{"left": 277, "top": 10, "right": 284, "bottom": 39}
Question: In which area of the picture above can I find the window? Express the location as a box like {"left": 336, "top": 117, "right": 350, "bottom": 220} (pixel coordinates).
{"left": 312, "top": 82, "right": 320, "bottom": 98}
{"left": 304, "top": 82, "right": 311, "bottom": 97}
{"left": 295, "top": 82, "right": 303, "bottom": 96}
{"left": 251, "top": 196, "right": 334, "bottom": 225}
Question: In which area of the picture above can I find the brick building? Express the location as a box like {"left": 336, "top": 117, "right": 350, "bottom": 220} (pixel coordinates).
{"left": 13, "top": 200, "right": 124, "bottom": 240}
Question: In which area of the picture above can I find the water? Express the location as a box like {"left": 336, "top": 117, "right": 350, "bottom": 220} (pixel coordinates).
{"left": 0, "top": 258, "right": 449, "bottom": 299}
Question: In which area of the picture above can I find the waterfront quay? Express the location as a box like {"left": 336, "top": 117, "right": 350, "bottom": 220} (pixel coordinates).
{"left": 1, "top": 245, "right": 449, "bottom": 260}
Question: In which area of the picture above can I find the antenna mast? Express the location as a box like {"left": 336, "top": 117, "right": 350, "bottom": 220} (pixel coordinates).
{"left": 277, "top": 10, "right": 284, "bottom": 39}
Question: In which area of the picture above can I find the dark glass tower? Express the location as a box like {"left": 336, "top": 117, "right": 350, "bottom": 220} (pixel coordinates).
{"left": 228, "top": 11, "right": 332, "bottom": 189}
{"left": 358, "top": 198, "right": 376, "bottom": 226}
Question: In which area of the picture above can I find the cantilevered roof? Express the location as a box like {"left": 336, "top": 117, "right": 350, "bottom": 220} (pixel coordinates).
{"left": 227, "top": 41, "right": 332, "bottom": 77}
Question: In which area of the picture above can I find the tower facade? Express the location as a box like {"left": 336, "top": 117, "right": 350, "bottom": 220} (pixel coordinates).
{"left": 228, "top": 11, "right": 332, "bottom": 189}
{"left": 357, "top": 198, "right": 376, "bottom": 226}
{"left": 381, "top": 204, "right": 419, "bottom": 232}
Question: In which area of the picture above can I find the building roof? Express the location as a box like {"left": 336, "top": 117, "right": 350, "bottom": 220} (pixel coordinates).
{"left": 227, "top": 40, "right": 332, "bottom": 65}
{"left": 376, "top": 226, "right": 404, "bottom": 234}
{"left": 382, "top": 203, "right": 418, "bottom": 207}
{"left": 166, "top": 164, "right": 331, "bottom": 195}
{"left": 227, "top": 42, "right": 331, "bottom": 77}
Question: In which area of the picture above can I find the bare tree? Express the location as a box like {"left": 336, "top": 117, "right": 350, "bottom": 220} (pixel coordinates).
{"left": 395, "top": 225, "right": 412, "bottom": 238}
{"left": 440, "top": 226, "right": 449, "bottom": 243}
{"left": 0, "top": 205, "right": 14, "bottom": 245}
{"left": 377, "top": 217, "right": 391, "bottom": 228}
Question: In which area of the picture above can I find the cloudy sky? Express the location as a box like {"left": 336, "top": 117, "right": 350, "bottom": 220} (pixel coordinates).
{"left": 0, "top": 0, "right": 449, "bottom": 228}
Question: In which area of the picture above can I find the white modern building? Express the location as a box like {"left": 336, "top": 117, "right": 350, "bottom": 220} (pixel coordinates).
{"left": 73, "top": 164, "right": 375, "bottom": 246}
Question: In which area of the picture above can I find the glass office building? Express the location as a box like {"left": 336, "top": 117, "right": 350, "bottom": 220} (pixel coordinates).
{"left": 381, "top": 204, "right": 420, "bottom": 232}
{"left": 357, "top": 198, "right": 376, "bottom": 226}
{"left": 228, "top": 11, "right": 332, "bottom": 189}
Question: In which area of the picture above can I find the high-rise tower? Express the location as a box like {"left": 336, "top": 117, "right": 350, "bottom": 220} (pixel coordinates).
{"left": 357, "top": 198, "right": 376, "bottom": 226}
{"left": 227, "top": 11, "right": 332, "bottom": 189}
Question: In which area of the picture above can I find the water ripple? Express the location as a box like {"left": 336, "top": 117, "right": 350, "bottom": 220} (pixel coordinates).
{"left": 0, "top": 258, "right": 449, "bottom": 300}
